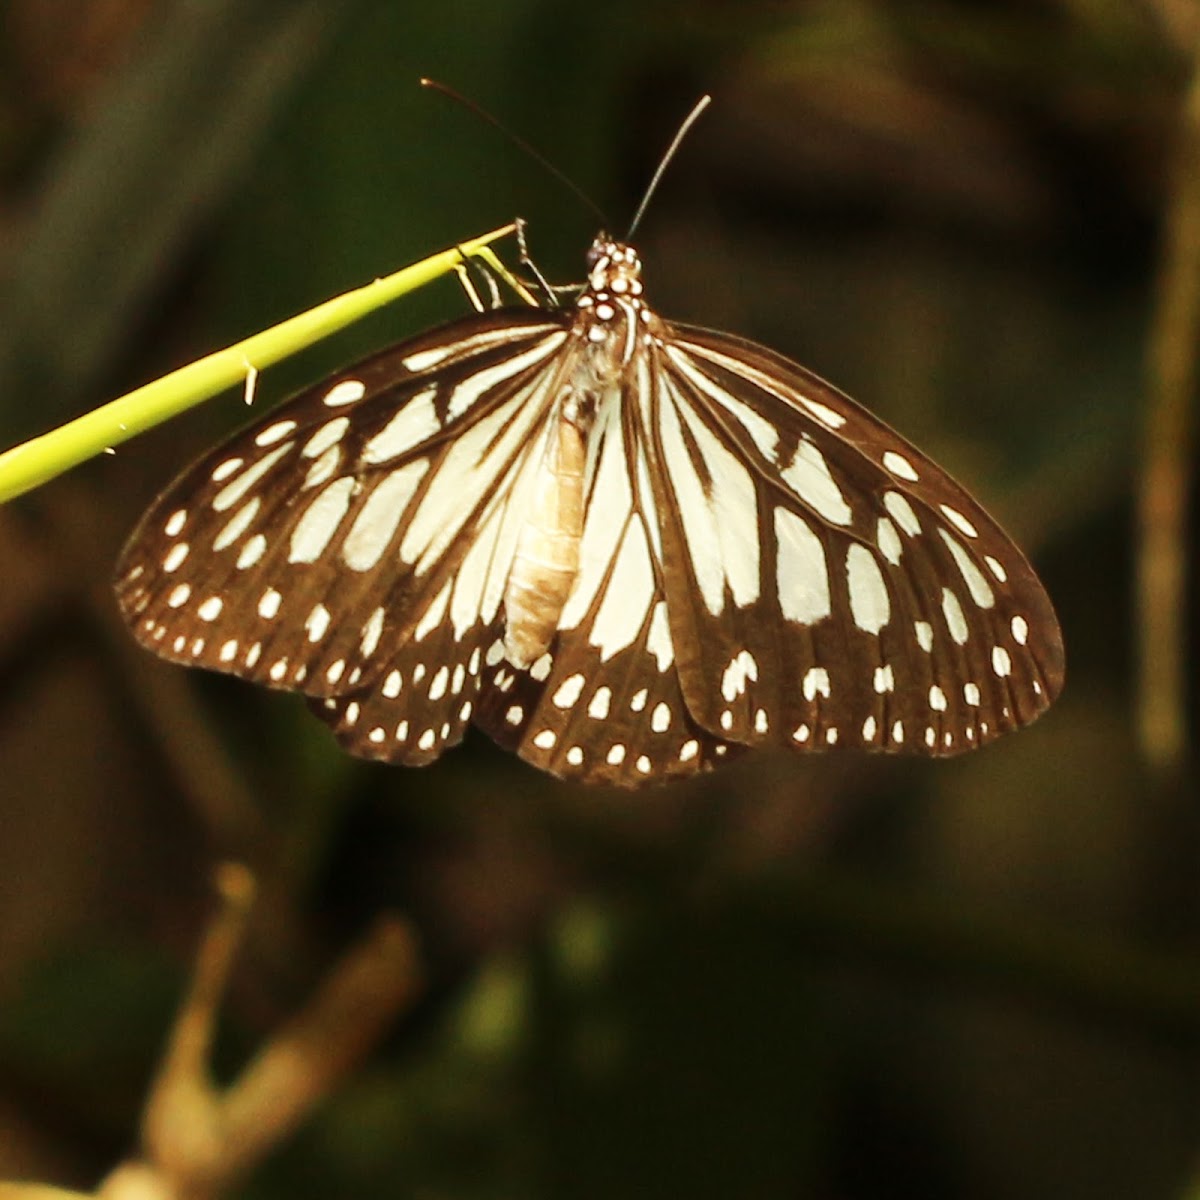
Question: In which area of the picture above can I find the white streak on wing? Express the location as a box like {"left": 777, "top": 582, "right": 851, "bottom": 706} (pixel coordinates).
{"left": 876, "top": 517, "right": 902, "bottom": 564}
{"left": 302, "top": 417, "right": 349, "bottom": 458}
{"left": 450, "top": 502, "right": 503, "bottom": 640}
{"left": 289, "top": 476, "right": 357, "bottom": 563}
{"left": 211, "top": 444, "right": 290, "bottom": 513}
{"left": 403, "top": 373, "right": 551, "bottom": 575}
{"left": 589, "top": 520, "right": 654, "bottom": 662}
{"left": 664, "top": 345, "right": 779, "bottom": 461}
{"left": 414, "top": 580, "right": 451, "bottom": 641}
{"left": 941, "top": 587, "right": 970, "bottom": 645}
{"left": 342, "top": 461, "right": 429, "bottom": 571}
{"left": 213, "top": 497, "right": 261, "bottom": 552}
{"left": 359, "top": 386, "right": 439, "bottom": 464}
{"left": 401, "top": 324, "right": 559, "bottom": 373}
{"left": 781, "top": 439, "right": 852, "bottom": 525}
{"left": 674, "top": 380, "right": 760, "bottom": 606}
{"left": 656, "top": 380, "right": 724, "bottom": 616}
{"left": 938, "top": 529, "right": 995, "bottom": 608}
{"left": 646, "top": 601, "right": 673, "bottom": 670}
{"left": 845, "top": 544, "right": 891, "bottom": 634}
{"left": 676, "top": 339, "right": 847, "bottom": 429}
{"left": 560, "top": 399, "right": 631, "bottom": 629}
{"left": 883, "top": 491, "right": 921, "bottom": 535}
{"left": 303, "top": 445, "right": 341, "bottom": 490}
{"left": 774, "top": 508, "right": 831, "bottom": 624}
{"left": 444, "top": 333, "right": 566, "bottom": 420}
{"left": 323, "top": 379, "right": 364, "bottom": 407}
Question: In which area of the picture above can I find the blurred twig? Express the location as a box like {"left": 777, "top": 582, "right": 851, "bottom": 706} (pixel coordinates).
{"left": 1136, "top": 23, "right": 1200, "bottom": 779}
{"left": 0, "top": 864, "right": 423, "bottom": 1200}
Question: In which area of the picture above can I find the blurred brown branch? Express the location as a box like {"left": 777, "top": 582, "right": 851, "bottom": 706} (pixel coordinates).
{"left": 1137, "top": 21, "right": 1200, "bottom": 778}
{"left": 1, "top": 865, "right": 423, "bottom": 1200}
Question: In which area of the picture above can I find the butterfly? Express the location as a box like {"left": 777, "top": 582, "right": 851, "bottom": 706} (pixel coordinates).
{"left": 114, "top": 233, "right": 1064, "bottom": 787}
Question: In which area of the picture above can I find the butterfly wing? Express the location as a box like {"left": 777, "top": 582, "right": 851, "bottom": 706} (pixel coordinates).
{"left": 115, "top": 310, "right": 572, "bottom": 766}
{"left": 645, "top": 322, "right": 1064, "bottom": 756}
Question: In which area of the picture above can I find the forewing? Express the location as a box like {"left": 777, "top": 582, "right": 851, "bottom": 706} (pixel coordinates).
{"left": 115, "top": 311, "right": 569, "bottom": 747}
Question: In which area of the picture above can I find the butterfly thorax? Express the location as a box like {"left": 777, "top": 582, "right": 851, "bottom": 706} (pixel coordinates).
{"left": 501, "top": 239, "right": 649, "bottom": 668}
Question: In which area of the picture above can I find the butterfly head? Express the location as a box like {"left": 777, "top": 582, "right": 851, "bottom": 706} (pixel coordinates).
{"left": 584, "top": 237, "right": 644, "bottom": 300}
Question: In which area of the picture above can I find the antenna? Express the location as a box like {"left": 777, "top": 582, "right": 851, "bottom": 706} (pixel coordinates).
{"left": 421, "top": 78, "right": 610, "bottom": 230}
{"left": 625, "top": 94, "right": 711, "bottom": 240}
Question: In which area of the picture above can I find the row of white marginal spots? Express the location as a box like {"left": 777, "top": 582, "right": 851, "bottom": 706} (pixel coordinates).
{"left": 126, "top": 343, "right": 1042, "bottom": 767}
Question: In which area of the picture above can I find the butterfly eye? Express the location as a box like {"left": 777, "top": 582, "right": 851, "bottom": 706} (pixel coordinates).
{"left": 114, "top": 234, "right": 1062, "bottom": 786}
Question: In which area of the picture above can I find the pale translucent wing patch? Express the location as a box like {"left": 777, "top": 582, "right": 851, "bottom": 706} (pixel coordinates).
{"left": 115, "top": 313, "right": 568, "bottom": 709}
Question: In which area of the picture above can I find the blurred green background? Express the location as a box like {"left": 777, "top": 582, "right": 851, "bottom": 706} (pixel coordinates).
{"left": 0, "top": 1, "right": 1197, "bottom": 1197}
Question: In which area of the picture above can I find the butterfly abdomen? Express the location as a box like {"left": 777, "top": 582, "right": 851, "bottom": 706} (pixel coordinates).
{"left": 502, "top": 405, "right": 590, "bottom": 667}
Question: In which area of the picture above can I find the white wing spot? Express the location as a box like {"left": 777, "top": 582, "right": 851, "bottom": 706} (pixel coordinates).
{"left": 344, "top": 702, "right": 360, "bottom": 725}
{"left": 360, "top": 607, "right": 385, "bottom": 658}
{"left": 873, "top": 665, "right": 895, "bottom": 693}
{"left": 929, "top": 685, "right": 948, "bottom": 711}
{"left": 533, "top": 729, "right": 556, "bottom": 750}
{"left": 774, "top": 508, "right": 831, "bottom": 624}
{"left": 1011, "top": 615, "right": 1029, "bottom": 645}
{"left": 940, "top": 588, "right": 970, "bottom": 646}
{"left": 324, "top": 379, "right": 366, "bottom": 407}
{"left": 326, "top": 659, "right": 346, "bottom": 685}
{"left": 792, "top": 724, "right": 811, "bottom": 743}
{"left": 382, "top": 670, "right": 402, "bottom": 698}
{"left": 651, "top": 702, "right": 671, "bottom": 733}
{"left": 939, "top": 530, "right": 995, "bottom": 609}
{"left": 258, "top": 588, "right": 282, "bottom": 619}
{"left": 368, "top": 726, "right": 385, "bottom": 744}
{"left": 925, "top": 727, "right": 937, "bottom": 748}
{"left": 459, "top": 701, "right": 473, "bottom": 721}
{"left": 964, "top": 682, "right": 981, "bottom": 706}
{"left": 915, "top": 621, "right": 934, "bottom": 652}
{"left": 719, "top": 709, "right": 733, "bottom": 731}
{"left": 825, "top": 728, "right": 838, "bottom": 745}
{"left": 305, "top": 603, "right": 331, "bottom": 642}
{"left": 876, "top": 517, "right": 902, "bottom": 565}
{"left": 505, "top": 705, "right": 523, "bottom": 726}
{"left": 552, "top": 674, "right": 586, "bottom": 709}
{"left": 606, "top": 744, "right": 626, "bottom": 765}
{"left": 290, "top": 476, "right": 357, "bottom": 564}
{"left": 167, "top": 584, "right": 191, "bottom": 609}
{"left": 630, "top": 688, "right": 648, "bottom": 712}
{"left": 197, "top": 596, "right": 223, "bottom": 622}
{"left": 882, "top": 450, "right": 919, "bottom": 481}
{"left": 940, "top": 504, "right": 978, "bottom": 539}
{"left": 254, "top": 419, "right": 297, "bottom": 447}
{"left": 566, "top": 746, "right": 584, "bottom": 766}
{"left": 985, "top": 555, "right": 1008, "bottom": 582}
{"left": 418, "top": 728, "right": 437, "bottom": 751}
{"left": 781, "top": 440, "right": 853, "bottom": 525}
{"left": 588, "top": 687, "right": 612, "bottom": 720}
{"left": 485, "top": 639, "right": 505, "bottom": 666}
{"left": 754, "top": 708, "right": 768, "bottom": 734}
{"left": 219, "top": 639, "right": 238, "bottom": 663}
{"left": 428, "top": 666, "right": 450, "bottom": 701}
{"left": 237, "top": 535, "right": 267, "bottom": 569}
{"left": 245, "top": 642, "right": 262, "bottom": 668}
{"left": 680, "top": 740, "right": 699, "bottom": 762}
{"left": 992, "top": 646, "right": 1013, "bottom": 677}
{"left": 862, "top": 716, "right": 877, "bottom": 740}
{"left": 802, "top": 666, "right": 831, "bottom": 701}
{"left": 190, "top": 638, "right": 205, "bottom": 656}
{"left": 172, "top": 635, "right": 185, "bottom": 652}
{"left": 451, "top": 664, "right": 465, "bottom": 694}
{"left": 269, "top": 658, "right": 288, "bottom": 682}
{"left": 210, "top": 458, "right": 241, "bottom": 483}
{"left": 883, "top": 491, "right": 921, "bottom": 536}
{"left": 531, "top": 653, "right": 554, "bottom": 682}
{"left": 302, "top": 417, "right": 350, "bottom": 458}
{"left": 636, "top": 755, "right": 652, "bottom": 774}
{"left": 892, "top": 720, "right": 905, "bottom": 743}
{"left": 720, "top": 650, "right": 759, "bottom": 702}
{"left": 846, "top": 545, "right": 891, "bottom": 634}
{"left": 412, "top": 664, "right": 426, "bottom": 684}
{"left": 165, "top": 509, "right": 187, "bottom": 537}
{"left": 303, "top": 446, "right": 341, "bottom": 491}
{"left": 163, "top": 543, "right": 189, "bottom": 572}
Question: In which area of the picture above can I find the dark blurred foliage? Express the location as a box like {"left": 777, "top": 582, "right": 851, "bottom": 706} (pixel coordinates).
{"left": 1, "top": 1, "right": 1198, "bottom": 1197}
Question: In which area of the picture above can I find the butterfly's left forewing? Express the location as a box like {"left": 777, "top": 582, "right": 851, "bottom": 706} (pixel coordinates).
{"left": 115, "top": 313, "right": 569, "bottom": 759}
